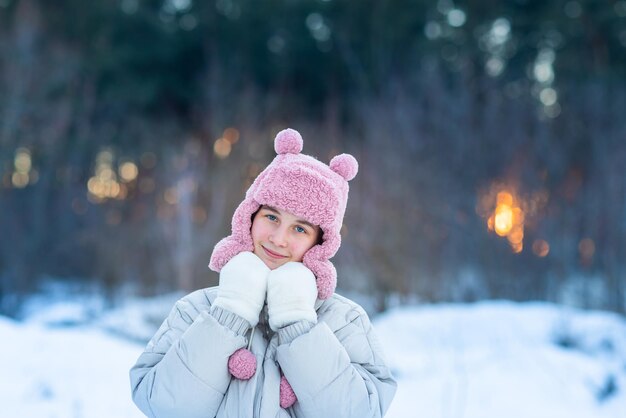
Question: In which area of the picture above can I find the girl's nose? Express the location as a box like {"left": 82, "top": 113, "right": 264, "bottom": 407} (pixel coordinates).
{"left": 269, "top": 227, "right": 288, "bottom": 247}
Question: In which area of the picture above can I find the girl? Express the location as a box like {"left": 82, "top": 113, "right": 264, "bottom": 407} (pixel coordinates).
{"left": 130, "top": 128, "right": 397, "bottom": 417}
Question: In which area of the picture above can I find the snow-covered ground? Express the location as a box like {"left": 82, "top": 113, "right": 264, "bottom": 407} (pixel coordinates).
{"left": 377, "top": 301, "right": 626, "bottom": 418}
{"left": 2, "top": 293, "right": 625, "bottom": 418}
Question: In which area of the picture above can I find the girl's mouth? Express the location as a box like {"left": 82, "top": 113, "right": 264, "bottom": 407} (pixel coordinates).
{"left": 262, "top": 245, "right": 287, "bottom": 259}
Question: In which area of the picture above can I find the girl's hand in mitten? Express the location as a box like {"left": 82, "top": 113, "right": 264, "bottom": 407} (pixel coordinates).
{"left": 213, "top": 251, "right": 271, "bottom": 327}
{"left": 267, "top": 262, "right": 318, "bottom": 331}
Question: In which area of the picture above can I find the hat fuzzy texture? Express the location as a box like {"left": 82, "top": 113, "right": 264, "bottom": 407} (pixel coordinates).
{"left": 209, "top": 128, "right": 358, "bottom": 299}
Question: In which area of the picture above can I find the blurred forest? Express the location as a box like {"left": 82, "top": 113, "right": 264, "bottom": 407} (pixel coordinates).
{"left": 1, "top": 0, "right": 625, "bottom": 315}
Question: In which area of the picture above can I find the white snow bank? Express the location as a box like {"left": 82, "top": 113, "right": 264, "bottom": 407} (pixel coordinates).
{"left": 0, "top": 315, "right": 144, "bottom": 417}
{"left": 375, "top": 301, "right": 626, "bottom": 418}
{"left": 1, "top": 297, "right": 625, "bottom": 418}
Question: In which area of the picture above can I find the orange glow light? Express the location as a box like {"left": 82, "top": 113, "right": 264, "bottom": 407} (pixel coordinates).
{"left": 223, "top": 127, "right": 240, "bottom": 144}
{"left": 507, "top": 226, "right": 524, "bottom": 244}
{"left": 497, "top": 191, "right": 513, "bottom": 206}
{"left": 214, "top": 138, "right": 232, "bottom": 159}
{"left": 532, "top": 239, "right": 550, "bottom": 257}
{"left": 494, "top": 204, "right": 513, "bottom": 236}
{"left": 479, "top": 185, "right": 528, "bottom": 253}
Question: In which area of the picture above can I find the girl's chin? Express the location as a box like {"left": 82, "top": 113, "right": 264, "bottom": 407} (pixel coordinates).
{"left": 253, "top": 250, "right": 286, "bottom": 269}
{"left": 262, "top": 257, "right": 287, "bottom": 269}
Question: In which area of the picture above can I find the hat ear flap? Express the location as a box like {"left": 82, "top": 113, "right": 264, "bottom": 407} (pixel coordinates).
{"left": 231, "top": 198, "right": 260, "bottom": 239}
{"left": 303, "top": 235, "right": 340, "bottom": 299}
{"left": 208, "top": 198, "right": 259, "bottom": 272}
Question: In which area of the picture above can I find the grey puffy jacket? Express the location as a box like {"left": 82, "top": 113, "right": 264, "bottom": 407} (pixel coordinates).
{"left": 130, "top": 287, "right": 396, "bottom": 418}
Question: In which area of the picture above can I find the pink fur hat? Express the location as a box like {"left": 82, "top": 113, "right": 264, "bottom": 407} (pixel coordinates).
{"left": 209, "top": 128, "right": 358, "bottom": 299}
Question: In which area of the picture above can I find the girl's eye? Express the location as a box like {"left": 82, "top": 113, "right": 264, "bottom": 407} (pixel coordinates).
{"left": 295, "top": 226, "right": 306, "bottom": 234}
{"left": 266, "top": 214, "right": 277, "bottom": 222}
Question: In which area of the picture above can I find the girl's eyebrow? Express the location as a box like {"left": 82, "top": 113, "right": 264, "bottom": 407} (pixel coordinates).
{"left": 262, "top": 205, "right": 280, "bottom": 215}
{"left": 262, "top": 205, "right": 316, "bottom": 229}
{"left": 296, "top": 219, "right": 316, "bottom": 229}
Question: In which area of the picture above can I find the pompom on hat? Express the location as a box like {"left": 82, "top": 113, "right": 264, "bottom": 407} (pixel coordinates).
{"left": 209, "top": 128, "right": 358, "bottom": 300}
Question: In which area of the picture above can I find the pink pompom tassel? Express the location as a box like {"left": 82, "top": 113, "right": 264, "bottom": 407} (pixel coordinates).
{"left": 279, "top": 375, "right": 297, "bottom": 408}
{"left": 274, "top": 128, "right": 303, "bottom": 155}
{"left": 228, "top": 348, "right": 257, "bottom": 380}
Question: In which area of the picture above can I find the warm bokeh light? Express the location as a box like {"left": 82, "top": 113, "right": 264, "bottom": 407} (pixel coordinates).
{"left": 508, "top": 225, "right": 524, "bottom": 244}
{"left": 494, "top": 204, "right": 513, "bottom": 236}
{"left": 119, "top": 162, "right": 139, "bottom": 182}
{"left": 87, "top": 177, "right": 103, "bottom": 195}
{"left": 12, "top": 172, "right": 29, "bottom": 188}
{"left": 14, "top": 148, "right": 32, "bottom": 172}
{"left": 481, "top": 187, "right": 531, "bottom": 253}
{"left": 164, "top": 187, "right": 178, "bottom": 205}
{"left": 532, "top": 239, "right": 550, "bottom": 257}
{"left": 223, "top": 127, "right": 240, "bottom": 144}
{"left": 11, "top": 148, "right": 33, "bottom": 188}
{"left": 98, "top": 167, "right": 115, "bottom": 181}
{"left": 108, "top": 180, "right": 121, "bottom": 198}
{"left": 87, "top": 149, "right": 128, "bottom": 202}
{"left": 214, "top": 138, "right": 232, "bottom": 159}
{"left": 497, "top": 191, "right": 513, "bottom": 206}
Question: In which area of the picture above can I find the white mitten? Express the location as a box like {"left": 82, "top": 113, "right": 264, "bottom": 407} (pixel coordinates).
{"left": 267, "top": 262, "right": 318, "bottom": 331}
{"left": 213, "top": 251, "right": 270, "bottom": 327}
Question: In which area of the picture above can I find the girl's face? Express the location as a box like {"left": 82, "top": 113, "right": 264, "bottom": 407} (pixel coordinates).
{"left": 251, "top": 205, "right": 321, "bottom": 269}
